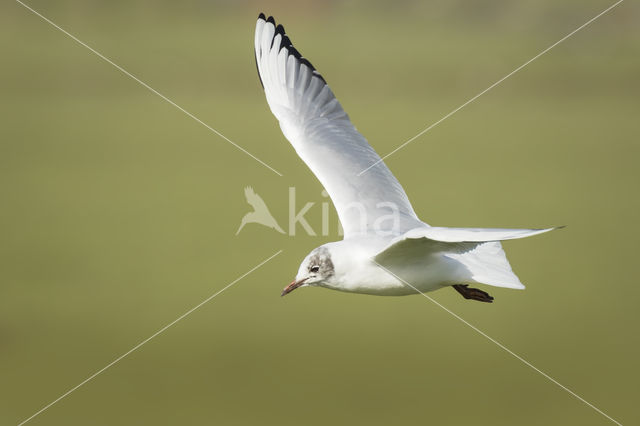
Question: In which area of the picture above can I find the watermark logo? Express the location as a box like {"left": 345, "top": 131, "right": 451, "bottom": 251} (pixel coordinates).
{"left": 236, "top": 186, "right": 285, "bottom": 235}
{"left": 237, "top": 186, "right": 402, "bottom": 237}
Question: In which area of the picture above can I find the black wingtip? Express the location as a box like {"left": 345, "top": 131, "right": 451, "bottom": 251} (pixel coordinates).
{"left": 255, "top": 14, "right": 328, "bottom": 87}
{"left": 288, "top": 46, "right": 301, "bottom": 59}
{"left": 299, "top": 57, "right": 316, "bottom": 72}
{"left": 280, "top": 35, "right": 292, "bottom": 50}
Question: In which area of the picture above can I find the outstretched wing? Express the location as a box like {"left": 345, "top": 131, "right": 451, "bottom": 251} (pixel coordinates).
{"left": 376, "top": 226, "right": 558, "bottom": 260}
{"left": 396, "top": 226, "right": 560, "bottom": 244}
{"left": 374, "top": 227, "right": 558, "bottom": 289}
{"left": 254, "top": 14, "right": 422, "bottom": 238}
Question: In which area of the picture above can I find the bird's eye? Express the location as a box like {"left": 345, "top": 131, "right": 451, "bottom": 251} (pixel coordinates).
{"left": 310, "top": 265, "right": 320, "bottom": 273}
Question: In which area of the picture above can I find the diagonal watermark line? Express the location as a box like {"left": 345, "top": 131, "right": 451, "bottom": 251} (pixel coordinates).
{"left": 371, "top": 259, "right": 623, "bottom": 425}
{"left": 358, "top": 0, "right": 624, "bottom": 176}
{"left": 16, "top": 0, "right": 283, "bottom": 177}
{"left": 17, "top": 249, "right": 283, "bottom": 426}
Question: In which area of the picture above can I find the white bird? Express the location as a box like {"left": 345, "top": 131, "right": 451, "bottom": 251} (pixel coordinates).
{"left": 236, "top": 186, "right": 285, "bottom": 235}
{"left": 254, "top": 14, "right": 560, "bottom": 302}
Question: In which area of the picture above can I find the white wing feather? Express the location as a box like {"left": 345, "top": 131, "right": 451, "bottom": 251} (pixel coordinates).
{"left": 255, "top": 14, "right": 422, "bottom": 238}
{"left": 374, "top": 226, "right": 559, "bottom": 289}
{"left": 398, "top": 226, "right": 559, "bottom": 243}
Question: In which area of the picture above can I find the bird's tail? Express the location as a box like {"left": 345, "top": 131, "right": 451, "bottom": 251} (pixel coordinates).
{"left": 445, "top": 241, "right": 524, "bottom": 289}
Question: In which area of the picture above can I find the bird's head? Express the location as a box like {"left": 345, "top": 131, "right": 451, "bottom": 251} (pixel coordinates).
{"left": 281, "top": 245, "right": 336, "bottom": 296}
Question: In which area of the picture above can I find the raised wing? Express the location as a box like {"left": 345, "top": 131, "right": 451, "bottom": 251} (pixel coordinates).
{"left": 254, "top": 14, "right": 422, "bottom": 238}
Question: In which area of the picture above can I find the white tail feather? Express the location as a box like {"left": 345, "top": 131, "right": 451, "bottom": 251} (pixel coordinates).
{"left": 445, "top": 242, "right": 525, "bottom": 289}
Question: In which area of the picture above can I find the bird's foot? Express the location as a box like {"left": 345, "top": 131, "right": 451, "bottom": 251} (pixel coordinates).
{"left": 452, "top": 284, "right": 494, "bottom": 303}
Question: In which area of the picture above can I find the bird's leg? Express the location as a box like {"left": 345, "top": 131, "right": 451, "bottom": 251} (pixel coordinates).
{"left": 452, "top": 284, "right": 494, "bottom": 303}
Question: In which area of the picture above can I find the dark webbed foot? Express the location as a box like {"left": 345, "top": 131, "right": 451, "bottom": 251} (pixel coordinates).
{"left": 452, "top": 284, "right": 494, "bottom": 303}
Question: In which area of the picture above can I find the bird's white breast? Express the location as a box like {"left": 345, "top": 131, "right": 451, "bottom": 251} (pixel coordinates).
{"left": 320, "top": 238, "right": 453, "bottom": 296}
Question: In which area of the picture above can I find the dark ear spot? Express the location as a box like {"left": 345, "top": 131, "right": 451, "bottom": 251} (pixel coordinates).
{"left": 308, "top": 247, "right": 335, "bottom": 278}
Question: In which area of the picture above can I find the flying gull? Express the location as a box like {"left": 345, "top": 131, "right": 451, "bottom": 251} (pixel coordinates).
{"left": 254, "top": 13, "right": 560, "bottom": 302}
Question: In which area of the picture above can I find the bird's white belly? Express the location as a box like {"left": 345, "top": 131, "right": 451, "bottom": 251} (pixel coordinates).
{"left": 328, "top": 254, "right": 457, "bottom": 296}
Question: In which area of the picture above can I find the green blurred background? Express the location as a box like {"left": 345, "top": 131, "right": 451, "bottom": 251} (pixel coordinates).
{"left": 1, "top": 0, "right": 638, "bottom": 424}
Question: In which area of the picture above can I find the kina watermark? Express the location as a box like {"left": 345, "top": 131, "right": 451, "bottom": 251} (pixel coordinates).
{"left": 236, "top": 186, "right": 402, "bottom": 237}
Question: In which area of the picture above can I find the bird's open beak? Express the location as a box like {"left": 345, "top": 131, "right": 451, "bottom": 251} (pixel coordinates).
{"left": 281, "top": 277, "right": 308, "bottom": 296}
